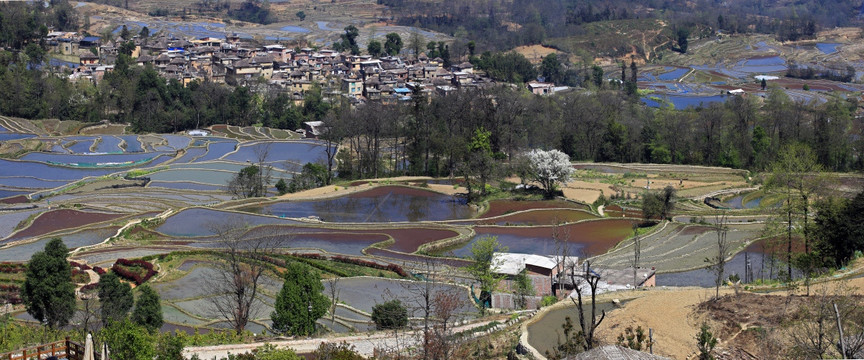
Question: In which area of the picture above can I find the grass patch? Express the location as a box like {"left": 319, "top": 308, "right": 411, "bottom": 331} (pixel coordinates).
{"left": 125, "top": 166, "right": 167, "bottom": 179}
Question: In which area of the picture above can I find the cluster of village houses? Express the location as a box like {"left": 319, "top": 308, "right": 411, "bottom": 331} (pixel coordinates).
{"left": 45, "top": 31, "right": 566, "bottom": 104}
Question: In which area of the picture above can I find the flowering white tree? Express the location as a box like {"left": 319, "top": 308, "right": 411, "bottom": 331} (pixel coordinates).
{"left": 527, "top": 149, "right": 574, "bottom": 198}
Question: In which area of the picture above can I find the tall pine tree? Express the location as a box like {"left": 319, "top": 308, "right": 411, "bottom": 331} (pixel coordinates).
{"left": 271, "top": 262, "right": 330, "bottom": 336}
{"left": 21, "top": 238, "right": 76, "bottom": 329}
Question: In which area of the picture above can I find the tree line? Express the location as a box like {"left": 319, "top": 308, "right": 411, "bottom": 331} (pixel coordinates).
{"left": 379, "top": 0, "right": 861, "bottom": 53}
{"left": 318, "top": 85, "right": 863, "bottom": 190}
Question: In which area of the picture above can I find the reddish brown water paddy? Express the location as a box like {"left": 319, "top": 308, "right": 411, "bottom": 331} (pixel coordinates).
{"left": 481, "top": 199, "right": 589, "bottom": 218}
{"left": 186, "top": 224, "right": 458, "bottom": 255}
{"left": 242, "top": 186, "right": 475, "bottom": 222}
{"left": 472, "top": 209, "right": 598, "bottom": 225}
{"left": 442, "top": 219, "right": 637, "bottom": 258}
{"left": 4, "top": 209, "right": 124, "bottom": 243}
{"left": 365, "top": 248, "right": 472, "bottom": 268}
{"left": 604, "top": 204, "right": 645, "bottom": 218}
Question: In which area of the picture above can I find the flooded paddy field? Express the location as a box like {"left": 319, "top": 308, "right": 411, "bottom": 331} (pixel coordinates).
{"left": 0, "top": 116, "right": 780, "bottom": 338}
{"left": 632, "top": 33, "right": 864, "bottom": 109}
{"left": 442, "top": 219, "right": 637, "bottom": 258}
{"left": 242, "top": 186, "right": 475, "bottom": 223}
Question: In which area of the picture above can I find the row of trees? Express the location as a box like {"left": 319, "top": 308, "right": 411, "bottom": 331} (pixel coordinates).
{"left": 316, "top": 85, "right": 863, "bottom": 195}
{"left": 381, "top": 0, "right": 857, "bottom": 53}
{"left": 20, "top": 238, "right": 172, "bottom": 360}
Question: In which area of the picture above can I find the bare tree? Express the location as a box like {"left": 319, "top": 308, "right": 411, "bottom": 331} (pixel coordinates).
{"left": 705, "top": 212, "right": 729, "bottom": 300}
{"left": 428, "top": 289, "right": 468, "bottom": 359}
{"left": 226, "top": 142, "right": 273, "bottom": 199}
{"left": 632, "top": 223, "right": 641, "bottom": 289}
{"left": 568, "top": 259, "right": 606, "bottom": 351}
{"left": 787, "top": 284, "right": 864, "bottom": 359}
{"left": 553, "top": 225, "right": 571, "bottom": 296}
{"left": 404, "top": 259, "right": 439, "bottom": 360}
{"left": 253, "top": 142, "right": 273, "bottom": 195}
{"left": 206, "top": 217, "right": 284, "bottom": 334}
{"left": 73, "top": 294, "right": 100, "bottom": 335}
{"left": 319, "top": 112, "right": 343, "bottom": 185}
{"left": 326, "top": 277, "right": 341, "bottom": 323}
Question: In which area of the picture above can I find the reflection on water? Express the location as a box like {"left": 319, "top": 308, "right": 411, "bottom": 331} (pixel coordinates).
{"left": 527, "top": 302, "right": 622, "bottom": 356}
{"left": 657, "top": 250, "right": 800, "bottom": 287}
{"left": 245, "top": 187, "right": 475, "bottom": 222}
{"left": 447, "top": 233, "right": 585, "bottom": 258}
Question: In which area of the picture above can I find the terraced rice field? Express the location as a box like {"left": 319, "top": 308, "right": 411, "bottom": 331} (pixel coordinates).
{"left": 242, "top": 186, "right": 475, "bottom": 223}
{"left": 592, "top": 222, "right": 764, "bottom": 273}
{"left": 0, "top": 116, "right": 779, "bottom": 337}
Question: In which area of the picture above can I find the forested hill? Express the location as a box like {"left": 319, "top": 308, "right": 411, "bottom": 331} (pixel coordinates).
{"left": 379, "top": 0, "right": 862, "bottom": 51}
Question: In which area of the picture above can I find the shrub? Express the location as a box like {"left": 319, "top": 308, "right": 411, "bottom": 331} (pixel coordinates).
{"left": 331, "top": 255, "right": 409, "bottom": 277}
{"left": 371, "top": 299, "right": 408, "bottom": 330}
{"left": 93, "top": 266, "right": 106, "bottom": 275}
{"left": 112, "top": 259, "right": 158, "bottom": 285}
{"left": 70, "top": 261, "right": 92, "bottom": 270}
{"left": 541, "top": 295, "right": 558, "bottom": 307}
{"left": 0, "top": 262, "right": 25, "bottom": 273}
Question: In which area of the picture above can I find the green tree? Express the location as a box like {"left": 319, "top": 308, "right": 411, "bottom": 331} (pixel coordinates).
{"left": 119, "top": 41, "right": 136, "bottom": 56}
{"left": 592, "top": 65, "right": 604, "bottom": 88}
{"left": 462, "top": 127, "right": 496, "bottom": 201}
{"left": 367, "top": 40, "right": 383, "bottom": 57}
{"left": 227, "top": 165, "right": 265, "bottom": 198}
{"left": 275, "top": 178, "right": 288, "bottom": 195}
{"left": 334, "top": 25, "right": 360, "bottom": 55}
{"left": 288, "top": 162, "right": 327, "bottom": 193}
{"left": 271, "top": 262, "right": 330, "bottom": 336}
{"left": 21, "top": 238, "right": 76, "bottom": 329}
{"left": 408, "top": 30, "right": 424, "bottom": 57}
{"left": 677, "top": 28, "right": 690, "bottom": 53}
{"left": 617, "top": 325, "right": 652, "bottom": 351}
{"left": 371, "top": 299, "right": 408, "bottom": 330}
{"left": 120, "top": 25, "right": 130, "bottom": 40}
{"left": 541, "top": 53, "right": 561, "bottom": 83}
{"left": 139, "top": 26, "right": 149, "bottom": 38}
{"left": 302, "top": 84, "right": 330, "bottom": 121}
{"left": 467, "top": 236, "right": 507, "bottom": 314}
{"left": 546, "top": 316, "right": 586, "bottom": 359}
{"left": 101, "top": 318, "right": 155, "bottom": 360}
{"left": 132, "top": 284, "right": 163, "bottom": 333}
{"left": 696, "top": 322, "right": 717, "bottom": 360}
{"left": 155, "top": 333, "right": 185, "bottom": 360}
{"left": 384, "top": 32, "right": 403, "bottom": 56}
{"left": 471, "top": 51, "right": 536, "bottom": 83}
{"left": 24, "top": 43, "right": 45, "bottom": 66}
{"left": 642, "top": 186, "right": 676, "bottom": 221}
{"left": 813, "top": 192, "right": 864, "bottom": 269}
{"left": 295, "top": 11, "right": 306, "bottom": 21}
{"left": 99, "top": 272, "right": 134, "bottom": 327}
{"left": 767, "top": 142, "right": 824, "bottom": 276}
{"left": 513, "top": 269, "right": 535, "bottom": 309}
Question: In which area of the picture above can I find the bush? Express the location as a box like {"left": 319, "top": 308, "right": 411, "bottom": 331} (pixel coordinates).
{"left": 541, "top": 295, "right": 558, "bottom": 307}
{"left": 371, "top": 299, "right": 408, "bottom": 330}
{"left": 313, "top": 342, "right": 364, "bottom": 360}
{"left": 93, "top": 266, "right": 106, "bottom": 275}
{"left": 0, "top": 262, "right": 25, "bottom": 273}
{"left": 112, "top": 259, "right": 158, "bottom": 285}
{"left": 255, "top": 343, "right": 302, "bottom": 360}
{"left": 289, "top": 253, "right": 409, "bottom": 277}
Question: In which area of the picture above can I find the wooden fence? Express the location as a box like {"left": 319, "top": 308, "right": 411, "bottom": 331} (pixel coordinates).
{"left": 0, "top": 337, "right": 101, "bottom": 360}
